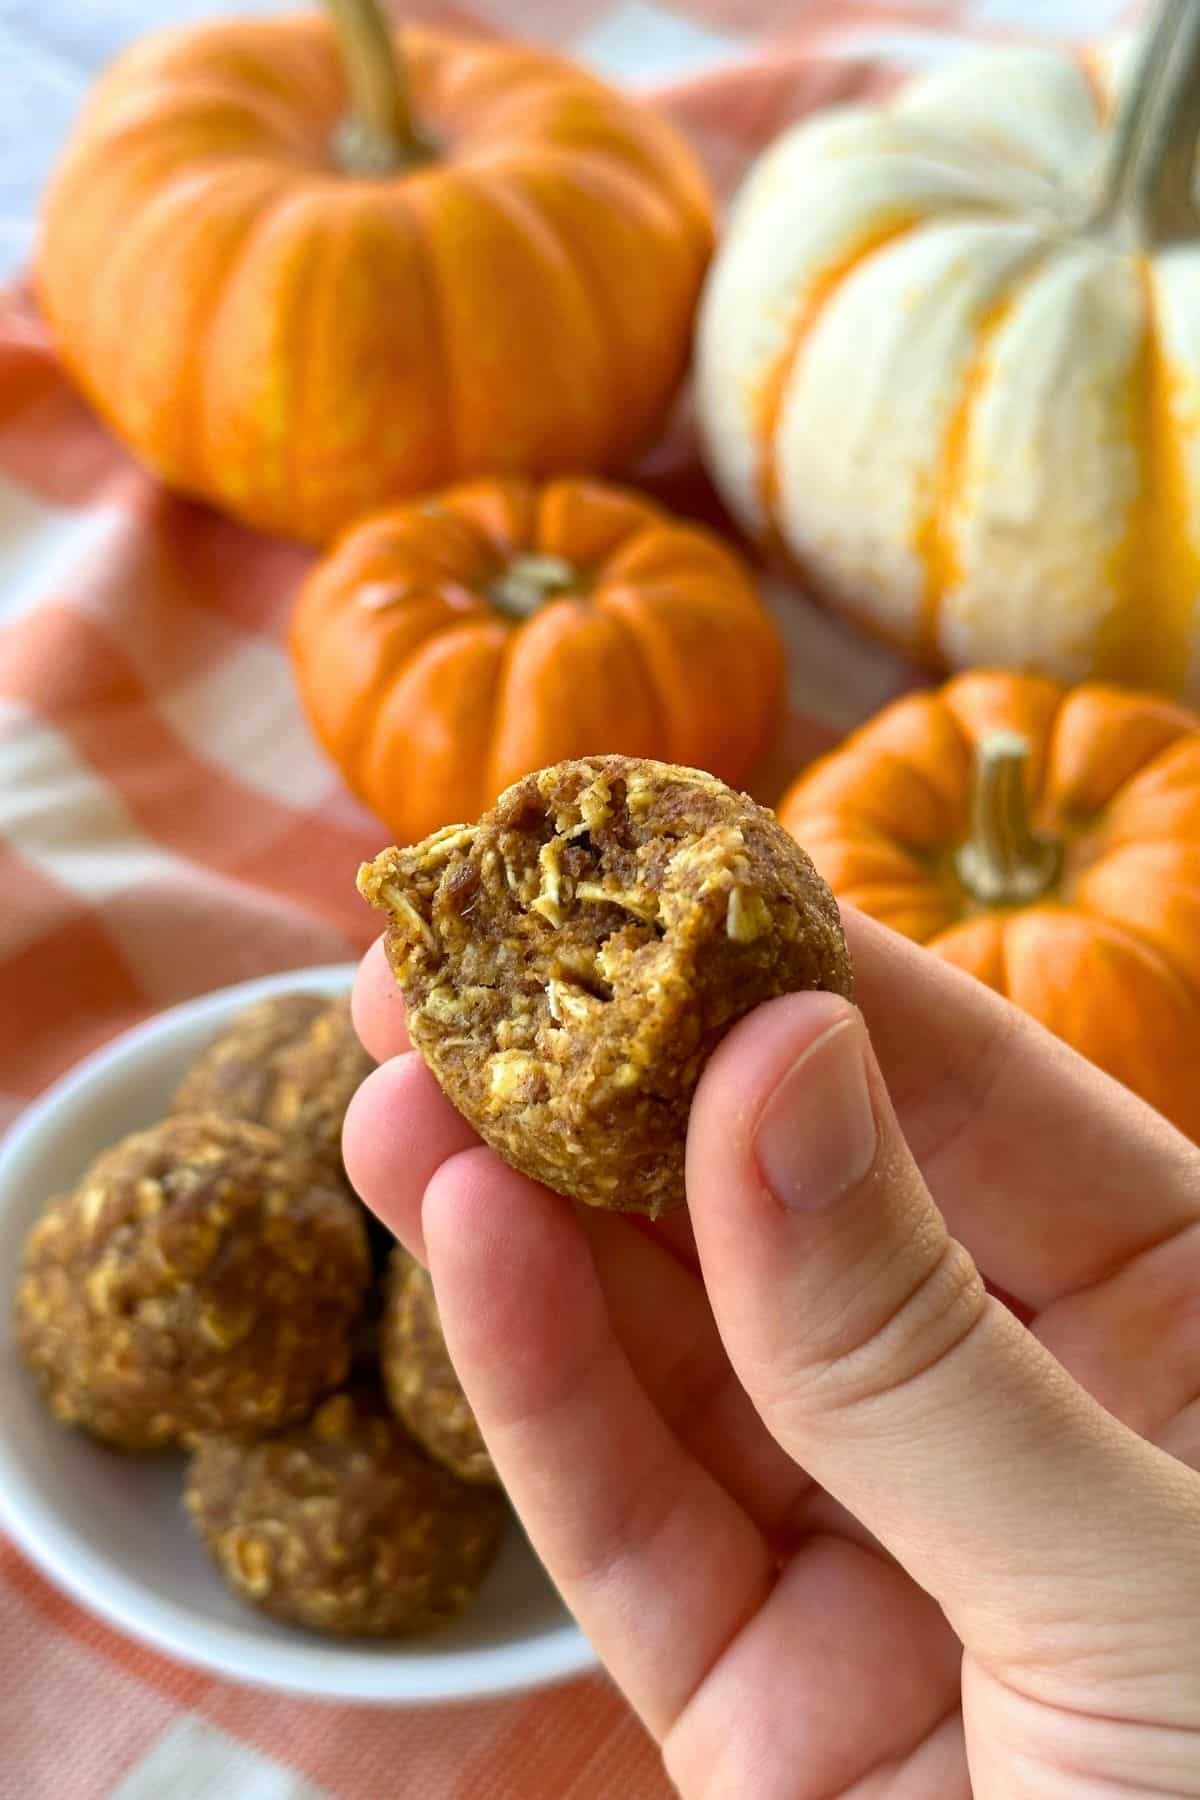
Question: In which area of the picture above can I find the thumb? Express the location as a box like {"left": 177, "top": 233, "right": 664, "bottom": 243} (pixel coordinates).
{"left": 687, "top": 991, "right": 1199, "bottom": 1682}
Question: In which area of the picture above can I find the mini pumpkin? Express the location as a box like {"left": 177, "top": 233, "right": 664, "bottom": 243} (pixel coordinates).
{"left": 698, "top": 8, "right": 1200, "bottom": 701}
{"left": 291, "top": 475, "right": 784, "bottom": 843}
{"left": 37, "top": 1, "right": 712, "bottom": 543}
{"left": 778, "top": 672, "right": 1200, "bottom": 1138}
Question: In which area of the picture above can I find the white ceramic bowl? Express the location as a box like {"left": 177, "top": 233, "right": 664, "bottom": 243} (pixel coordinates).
{"left": 0, "top": 965, "right": 595, "bottom": 1703}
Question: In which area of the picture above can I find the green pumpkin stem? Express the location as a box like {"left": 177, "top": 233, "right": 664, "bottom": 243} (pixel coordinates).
{"left": 1093, "top": 0, "right": 1200, "bottom": 246}
{"left": 489, "top": 555, "right": 582, "bottom": 620}
{"left": 956, "top": 733, "right": 1063, "bottom": 907}
{"left": 324, "top": 0, "right": 432, "bottom": 174}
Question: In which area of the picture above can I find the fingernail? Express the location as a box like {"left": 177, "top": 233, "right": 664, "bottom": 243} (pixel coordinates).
{"left": 755, "top": 1016, "right": 878, "bottom": 1211}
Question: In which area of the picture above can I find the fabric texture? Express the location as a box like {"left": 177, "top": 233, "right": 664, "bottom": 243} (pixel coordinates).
{"left": 0, "top": 0, "right": 1137, "bottom": 1794}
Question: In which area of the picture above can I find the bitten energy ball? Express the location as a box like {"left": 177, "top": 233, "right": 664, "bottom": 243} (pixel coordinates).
{"left": 359, "top": 755, "right": 853, "bottom": 1217}
{"left": 185, "top": 1389, "right": 505, "bottom": 1637}
{"left": 174, "top": 993, "right": 374, "bottom": 1175}
{"left": 381, "top": 1250, "right": 497, "bottom": 1487}
{"left": 15, "top": 1114, "right": 370, "bottom": 1450}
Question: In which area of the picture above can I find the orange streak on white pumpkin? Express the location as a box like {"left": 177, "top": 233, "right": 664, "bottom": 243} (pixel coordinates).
{"left": 753, "top": 212, "right": 922, "bottom": 543}
{"left": 1076, "top": 45, "right": 1113, "bottom": 127}
{"left": 1103, "top": 260, "right": 1200, "bottom": 695}
{"left": 910, "top": 293, "right": 1014, "bottom": 662}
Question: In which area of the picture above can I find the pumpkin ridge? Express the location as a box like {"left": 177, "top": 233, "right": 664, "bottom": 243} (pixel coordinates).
{"left": 285, "top": 197, "right": 358, "bottom": 524}
{"left": 532, "top": 476, "right": 658, "bottom": 567}
{"left": 400, "top": 166, "right": 580, "bottom": 480}
{"left": 1106, "top": 743, "right": 1200, "bottom": 829}
{"left": 394, "top": 183, "right": 455, "bottom": 484}
{"left": 77, "top": 76, "right": 327, "bottom": 166}
{"left": 910, "top": 264, "right": 1048, "bottom": 662}
{"left": 1031, "top": 672, "right": 1072, "bottom": 815}
{"left": 182, "top": 171, "right": 304, "bottom": 483}
{"left": 444, "top": 484, "right": 540, "bottom": 563}
{"left": 597, "top": 525, "right": 731, "bottom": 586}
{"left": 407, "top": 499, "right": 504, "bottom": 577}
{"left": 481, "top": 599, "right": 661, "bottom": 795}
{"left": 193, "top": 183, "right": 320, "bottom": 508}
{"left": 591, "top": 572, "right": 671, "bottom": 754}
{"left": 467, "top": 619, "right": 515, "bottom": 823}
{"left": 800, "top": 817, "right": 954, "bottom": 938}
{"left": 1101, "top": 261, "right": 1200, "bottom": 693}
{"left": 285, "top": 185, "right": 447, "bottom": 520}
{"left": 1060, "top": 900, "right": 1200, "bottom": 1015}
{"left": 450, "top": 76, "right": 608, "bottom": 158}
{"left": 472, "top": 80, "right": 709, "bottom": 231}
{"left": 753, "top": 211, "right": 926, "bottom": 538}
{"left": 115, "top": 17, "right": 342, "bottom": 116}
{"left": 365, "top": 616, "right": 507, "bottom": 828}
{"left": 455, "top": 164, "right": 614, "bottom": 466}
{"left": 82, "top": 163, "right": 294, "bottom": 484}
{"left": 276, "top": 197, "right": 344, "bottom": 522}
{"left": 1044, "top": 685, "right": 1199, "bottom": 818}
{"left": 480, "top": 607, "right": 532, "bottom": 802}
{"left": 298, "top": 592, "right": 464, "bottom": 773}
{"left": 293, "top": 16, "right": 354, "bottom": 118}
{"left": 808, "top": 745, "right": 971, "bottom": 852}
{"left": 596, "top": 576, "right": 775, "bottom": 777}
{"left": 494, "top": 159, "right": 639, "bottom": 456}
{"left": 102, "top": 103, "right": 264, "bottom": 172}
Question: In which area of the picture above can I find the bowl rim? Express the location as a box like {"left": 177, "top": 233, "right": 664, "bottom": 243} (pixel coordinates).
{"left": 0, "top": 964, "right": 597, "bottom": 1703}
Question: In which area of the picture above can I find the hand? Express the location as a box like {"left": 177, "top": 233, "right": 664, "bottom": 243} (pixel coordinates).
{"left": 344, "top": 910, "right": 1200, "bottom": 1798}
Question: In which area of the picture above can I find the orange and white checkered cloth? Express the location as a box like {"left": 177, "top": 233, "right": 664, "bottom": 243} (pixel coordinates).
{"left": 0, "top": 1, "right": 1137, "bottom": 1795}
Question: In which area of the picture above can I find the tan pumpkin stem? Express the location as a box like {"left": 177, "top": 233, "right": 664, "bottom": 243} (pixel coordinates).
{"left": 955, "top": 733, "right": 1062, "bottom": 908}
{"left": 1093, "top": 0, "right": 1200, "bottom": 246}
{"left": 489, "top": 555, "right": 581, "bottom": 619}
{"left": 323, "top": 0, "right": 431, "bottom": 173}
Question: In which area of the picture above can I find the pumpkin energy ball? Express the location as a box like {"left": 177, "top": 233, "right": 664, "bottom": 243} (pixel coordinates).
{"left": 359, "top": 755, "right": 853, "bottom": 1217}
{"left": 381, "top": 1250, "right": 497, "bottom": 1487}
{"left": 15, "top": 1115, "right": 370, "bottom": 1450}
{"left": 174, "top": 993, "right": 374, "bottom": 1176}
{"left": 185, "top": 1389, "right": 505, "bottom": 1637}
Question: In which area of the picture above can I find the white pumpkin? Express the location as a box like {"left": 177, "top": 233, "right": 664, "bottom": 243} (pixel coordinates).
{"left": 697, "top": 8, "right": 1200, "bottom": 700}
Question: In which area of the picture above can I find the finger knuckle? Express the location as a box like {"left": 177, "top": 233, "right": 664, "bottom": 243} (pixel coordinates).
{"left": 785, "top": 1232, "right": 987, "bottom": 1418}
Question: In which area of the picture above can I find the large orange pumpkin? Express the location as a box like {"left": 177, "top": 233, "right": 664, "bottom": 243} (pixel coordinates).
{"left": 291, "top": 475, "right": 784, "bottom": 843}
{"left": 778, "top": 672, "right": 1200, "bottom": 1139}
{"left": 37, "top": 1, "right": 713, "bottom": 544}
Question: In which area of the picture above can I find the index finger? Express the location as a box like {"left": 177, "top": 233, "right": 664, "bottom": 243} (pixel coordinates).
{"left": 352, "top": 934, "right": 410, "bottom": 1061}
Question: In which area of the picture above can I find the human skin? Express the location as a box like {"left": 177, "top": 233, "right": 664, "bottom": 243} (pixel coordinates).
{"left": 344, "top": 909, "right": 1200, "bottom": 1798}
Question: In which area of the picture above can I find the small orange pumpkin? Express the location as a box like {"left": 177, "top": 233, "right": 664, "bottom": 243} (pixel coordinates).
{"left": 37, "top": 1, "right": 713, "bottom": 543}
{"left": 778, "top": 672, "right": 1200, "bottom": 1139}
{"left": 291, "top": 476, "right": 784, "bottom": 844}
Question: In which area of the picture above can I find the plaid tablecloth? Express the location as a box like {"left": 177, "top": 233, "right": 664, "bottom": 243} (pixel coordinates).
{"left": 0, "top": 0, "right": 1138, "bottom": 1795}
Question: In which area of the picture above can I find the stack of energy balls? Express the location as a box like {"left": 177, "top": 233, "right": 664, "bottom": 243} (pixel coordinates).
{"left": 14, "top": 992, "right": 504, "bottom": 1640}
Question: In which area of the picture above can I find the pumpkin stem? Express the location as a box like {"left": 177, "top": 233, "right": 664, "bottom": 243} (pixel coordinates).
{"left": 955, "top": 733, "right": 1062, "bottom": 908}
{"left": 489, "top": 554, "right": 581, "bottom": 619}
{"left": 1092, "top": 0, "right": 1200, "bottom": 246}
{"left": 323, "top": 0, "right": 432, "bottom": 174}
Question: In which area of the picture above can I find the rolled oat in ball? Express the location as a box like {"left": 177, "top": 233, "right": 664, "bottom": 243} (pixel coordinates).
{"left": 381, "top": 1250, "right": 497, "bottom": 1487}
{"left": 15, "top": 1114, "right": 370, "bottom": 1450}
{"left": 359, "top": 755, "right": 852, "bottom": 1217}
{"left": 185, "top": 1389, "right": 505, "bottom": 1636}
{"left": 174, "top": 993, "right": 374, "bottom": 1176}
